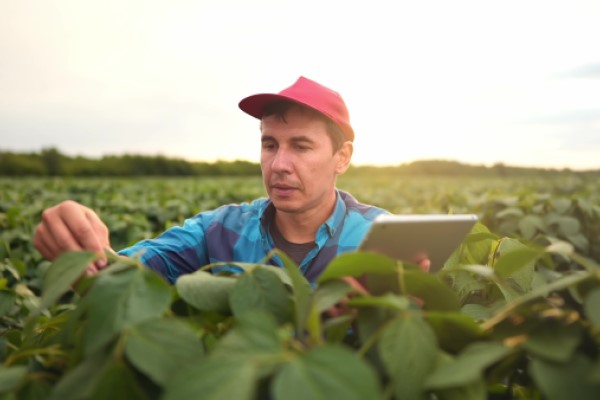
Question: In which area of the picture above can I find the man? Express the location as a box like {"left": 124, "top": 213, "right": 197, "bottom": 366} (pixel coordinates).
{"left": 33, "top": 76, "right": 427, "bottom": 284}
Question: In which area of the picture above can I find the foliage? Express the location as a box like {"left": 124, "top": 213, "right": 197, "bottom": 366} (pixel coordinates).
{"left": 0, "top": 149, "right": 261, "bottom": 177}
{"left": 3, "top": 148, "right": 600, "bottom": 177}
{"left": 1, "top": 176, "right": 600, "bottom": 399}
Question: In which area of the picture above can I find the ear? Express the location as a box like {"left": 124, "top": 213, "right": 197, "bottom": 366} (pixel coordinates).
{"left": 334, "top": 141, "right": 353, "bottom": 174}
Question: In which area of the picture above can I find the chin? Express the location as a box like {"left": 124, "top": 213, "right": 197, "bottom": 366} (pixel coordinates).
{"left": 270, "top": 198, "right": 302, "bottom": 213}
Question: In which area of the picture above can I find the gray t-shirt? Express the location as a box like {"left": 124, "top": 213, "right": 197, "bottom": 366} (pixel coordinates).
{"left": 270, "top": 220, "right": 316, "bottom": 266}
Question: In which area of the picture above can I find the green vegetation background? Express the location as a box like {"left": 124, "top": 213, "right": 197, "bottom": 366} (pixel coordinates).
{"left": 2, "top": 148, "right": 598, "bottom": 177}
{"left": 2, "top": 169, "right": 600, "bottom": 399}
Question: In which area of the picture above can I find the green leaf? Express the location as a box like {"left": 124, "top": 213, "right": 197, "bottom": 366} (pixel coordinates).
{"left": 546, "top": 240, "right": 574, "bottom": 256}
{"left": 518, "top": 215, "right": 544, "bottom": 240}
{"left": 230, "top": 267, "right": 292, "bottom": 325}
{"left": 493, "top": 246, "right": 543, "bottom": 278}
{"left": 317, "top": 252, "right": 397, "bottom": 283}
{"left": 425, "top": 311, "right": 484, "bottom": 353}
{"left": 584, "top": 287, "right": 600, "bottom": 327}
{"left": 551, "top": 198, "right": 572, "bottom": 214}
{"left": 212, "top": 311, "right": 285, "bottom": 363}
{"left": 16, "top": 379, "right": 52, "bottom": 400}
{"left": 313, "top": 280, "right": 353, "bottom": 314}
{"left": 0, "top": 239, "right": 8, "bottom": 260}
{"left": 204, "top": 261, "right": 293, "bottom": 286}
{"left": 556, "top": 216, "right": 581, "bottom": 236}
{"left": 0, "top": 365, "right": 27, "bottom": 393}
{"left": 124, "top": 318, "right": 205, "bottom": 385}
{"left": 323, "top": 314, "right": 355, "bottom": 343}
{"left": 49, "top": 351, "right": 109, "bottom": 400}
{"left": 450, "top": 223, "right": 497, "bottom": 267}
{"left": 379, "top": 313, "right": 438, "bottom": 400}
{"left": 447, "top": 270, "right": 487, "bottom": 303}
{"left": 589, "top": 358, "right": 600, "bottom": 382}
{"left": 461, "top": 228, "right": 499, "bottom": 245}
{"left": 404, "top": 269, "right": 461, "bottom": 311}
{"left": 89, "top": 361, "right": 146, "bottom": 400}
{"left": 355, "top": 307, "right": 396, "bottom": 356}
{"left": 274, "top": 250, "right": 313, "bottom": 337}
{"left": 347, "top": 293, "right": 410, "bottom": 311}
{"left": 165, "top": 313, "right": 285, "bottom": 397}
{"left": 162, "top": 358, "right": 258, "bottom": 400}
{"left": 432, "top": 377, "right": 487, "bottom": 400}
{"left": 530, "top": 353, "right": 600, "bottom": 400}
{"left": 83, "top": 268, "right": 172, "bottom": 355}
{"left": 363, "top": 271, "right": 400, "bottom": 295}
{"left": 365, "top": 266, "right": 462, "bottom": 311}
{"left": 567, "top": 233, "right": 589, "bottom": 252}
{"left": 496, "top": 207, "right": 524, "bottom": 219}
{"left": 0, "top": 290, "right": 16, "bottom": 318}
{"left": 272, "top": 345, "right": 383, "bottom": 400}
{"left": 175, "top": 270, "right": 235, "bottom": 313}
{"left": 523, "top": 320, "right": 582, "bottom": 363}
{"left": 481, "top": 270, "right": 592, "bottom": 331}
{"left": 425, "top": 342, "right": 510, "bottom": 389}
{"left": 491, "top": 239, "right": 538, "bottom": 299}
{"left": 40, "top": 251, "right": 97, "bottom": 309}
{"left": 8, "top": 258, "right": 26, "bottom": 278}
{"left": 461, "top": 304, "right": 495, "bottom": 322}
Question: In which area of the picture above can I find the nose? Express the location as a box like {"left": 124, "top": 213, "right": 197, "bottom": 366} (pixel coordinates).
{"left": 271, "top": 147, "right": 292, "bottom": 174}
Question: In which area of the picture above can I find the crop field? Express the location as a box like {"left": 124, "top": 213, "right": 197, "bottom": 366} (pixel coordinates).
{"left": 1, "top": 174, "right": 600, "bottom": 399}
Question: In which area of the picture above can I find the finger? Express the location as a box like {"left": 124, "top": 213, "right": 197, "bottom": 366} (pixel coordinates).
{"left": 408, "top": 295, "right": 425, "bottom": 308}
{"left": 85, "top": 264, "right": 99, "bottom": 277}
{"left": 412, "top": 253, "right": 431, "bottom": 273}
{"left": 418, "top": 258, "right": 431, "bottom": 273}
{"left": 325, "top": 304, "right": 343, "bottom": 318}
{"left": 35, "top": 223, "right": 66, "bottom": 260}
{"left": 33, "top": 228, "right": 58, "bottom": 260}
{"left": 84, "top": 208, "right": 111, "bottom": 252}
{"left": 39, "top": 205, "right": 83, "bottom": 256}
{"left": 45, "top": 214, "right": 87, "bottom": 253}
{"left": 342, "top": 276, "right": 369, "bottom": 295}
{"left": 33, "top": 224, "right": 52, "bottom": 259}
{"left": 59, "top": 204, "right": 105, "bottom": 256}
{"left": 84, "top": 209, "right": 112, "bottom": 270}
{"left": 94, "top": 258, "right": 108, "bottom": 270}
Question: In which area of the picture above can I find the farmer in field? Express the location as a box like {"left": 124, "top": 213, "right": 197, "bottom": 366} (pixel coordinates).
{"left": 33, "top": 76, "right": 429, "bottom": 285}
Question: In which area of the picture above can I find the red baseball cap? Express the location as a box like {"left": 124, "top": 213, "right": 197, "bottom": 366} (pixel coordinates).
{"left": 238, "top": 76, "right": 354, "bottom": 142}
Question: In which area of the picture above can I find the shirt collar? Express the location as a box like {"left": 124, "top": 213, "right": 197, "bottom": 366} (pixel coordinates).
{"left": 259, "top": 198, "right": 275, "bottom": 234}
{"left": 324, "top": 189, "right": 347, "bottom": 237}
{"left": 259, "top": 189, "right": 347, "bottom": 239}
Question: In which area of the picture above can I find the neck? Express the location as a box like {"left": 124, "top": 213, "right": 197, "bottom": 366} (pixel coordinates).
{"left": 274, "top": 191, "right": 337, "bottom": 244}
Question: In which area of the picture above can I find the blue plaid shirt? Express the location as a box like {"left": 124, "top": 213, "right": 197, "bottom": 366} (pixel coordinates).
{"left": 118, "top": 190, "right": 388, "bottom": 283}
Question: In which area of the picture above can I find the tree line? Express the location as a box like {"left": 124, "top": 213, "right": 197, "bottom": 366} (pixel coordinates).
{"left": 0, "top": 148, "right": 261, "bottom": 177}
{"left": 0, "top": 148, "right": 597, "bottom": 177}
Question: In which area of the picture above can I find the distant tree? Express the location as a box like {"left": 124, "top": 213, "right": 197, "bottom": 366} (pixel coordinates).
{"left": 0, "top": 151, "right": 45, "bottom": 176}
{"left": 1, "top": 149, "right": 595, "bottom": 178}
{"left": 493, "top": 162, "right": 507, "bottom": 177}
{"left": 41, "top": 147, "right": 64, "bottom": 176}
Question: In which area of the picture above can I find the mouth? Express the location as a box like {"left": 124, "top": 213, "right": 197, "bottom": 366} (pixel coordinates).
{"left": 270, "top": 183, "right": 298, "bottom": 197}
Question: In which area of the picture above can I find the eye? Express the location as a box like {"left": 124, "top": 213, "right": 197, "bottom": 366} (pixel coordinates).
{"left": 261, "top": 141, "right": 277, "bottom": 150}
{"left": 294, "top": 143, "right": 311, "bottom": 151}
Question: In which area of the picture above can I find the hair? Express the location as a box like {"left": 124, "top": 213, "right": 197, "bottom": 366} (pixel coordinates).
{"left": 261, "top": 100, "right": 347, "bottom": 153}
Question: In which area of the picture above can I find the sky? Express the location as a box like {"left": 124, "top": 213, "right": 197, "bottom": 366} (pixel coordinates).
{"left": 1, "top": 0, "right": 599, "bottom": 170}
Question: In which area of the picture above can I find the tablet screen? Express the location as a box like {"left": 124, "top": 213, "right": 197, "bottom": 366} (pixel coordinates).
{"left": 358, "top": 214, "right": 479, "bottom": 272}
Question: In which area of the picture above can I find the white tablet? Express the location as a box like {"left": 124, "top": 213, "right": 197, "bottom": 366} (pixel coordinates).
{"left": 358, "top": 214, "right": 479, "bottom": 272}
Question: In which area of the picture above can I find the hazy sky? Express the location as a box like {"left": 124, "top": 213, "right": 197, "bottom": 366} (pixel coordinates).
{"left": 1, "top": 0, "right": 599, "bottom": 170}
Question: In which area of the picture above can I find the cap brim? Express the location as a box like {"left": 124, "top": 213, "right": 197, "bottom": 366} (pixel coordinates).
{"left": 239, "top": 93, "right": 325, "bottom": 120}
{"left": 238, "top": 94, "right": 284, "bottom": 119}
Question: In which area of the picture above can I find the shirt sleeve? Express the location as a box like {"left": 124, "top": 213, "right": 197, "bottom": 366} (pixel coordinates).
{"left": 118, "top": 213, "right": 210, "bottom": 284}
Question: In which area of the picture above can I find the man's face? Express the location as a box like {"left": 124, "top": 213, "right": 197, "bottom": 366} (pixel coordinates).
{"left": 260, "top": 106, "right": 350, "bottom": 217}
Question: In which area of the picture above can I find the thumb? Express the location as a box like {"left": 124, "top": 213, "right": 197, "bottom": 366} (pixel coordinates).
{"left": 84, "top": 209, "right": 112, "bottom": 269}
